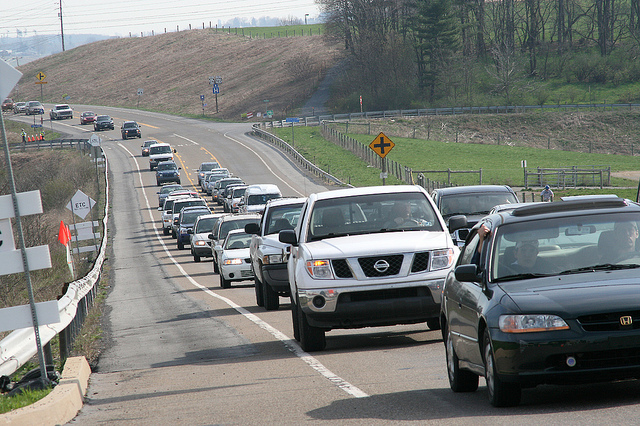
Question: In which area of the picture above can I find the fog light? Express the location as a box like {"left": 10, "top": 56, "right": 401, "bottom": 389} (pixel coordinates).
{"left": 566, "top": 356, "right": 577, "bottom": 367}
{"left": 312, "top": 296, "right": 326, "bottom": 308}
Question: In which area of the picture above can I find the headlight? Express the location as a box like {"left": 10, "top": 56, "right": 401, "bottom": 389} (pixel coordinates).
{"left": 499, "top": 315, "right": 569, "bottom": 333}
{"left": 224, "top": 258, "right": 243, "bottom": 265}
{"left": 263, "top": 254, "right": 285, "bottom": 264}
{"left": 306, "top": 260, "right": 334, "bottom": 279}
{"left": 431, "top": 248, "right": 455, "bottom": 271}
{"left": 194, "top": 240, "right": 207, "bottom": 247}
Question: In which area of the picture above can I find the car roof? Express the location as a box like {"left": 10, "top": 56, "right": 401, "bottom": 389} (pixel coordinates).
{"left": 265, "top": 197, "right": 307, "bottom": 208}
{"left": 432, "top": 185, "right": 515, "bottom": 195}
{"left": 219, "top": 213, "right": 261, "bottom": 222}
{"left": 483, "top": 197, "right": 639, "bottom": 230}
{"left": 311, "top": 185, "right": 427, "bottom": 202}
{"left": 157, "top": 160, "right": 177, "bottom": 165}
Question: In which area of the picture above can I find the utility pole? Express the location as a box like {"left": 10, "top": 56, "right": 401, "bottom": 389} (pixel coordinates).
{"left": 59, "top": 0, "right": 65, "bottom": 51}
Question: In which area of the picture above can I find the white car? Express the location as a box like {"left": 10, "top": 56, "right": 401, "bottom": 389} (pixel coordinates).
{"left": 278, "top": 185, "right": 458, "bottom": 352}
{"left": 159, "top": 194, "right": 194, "bottom": 235}
{"left": 210, "top": 214, "right": 261, "bottom": 273}
{"left": 245, "top": 197, "right": 306, "bottom": 310}
{"left": 218, "top": 229, "right": 254, "bottom": 288}
{"left": 189, "top": 213, "right": 226, "bottom": 262}
{"left": 239, "top": 184, "right": 282, "bottom": 214}
{"left": 49, "top": 104, "right": 73, "bottom": 120}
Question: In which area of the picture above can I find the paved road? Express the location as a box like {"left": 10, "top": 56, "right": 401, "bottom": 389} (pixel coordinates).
{"left": 11, "top": 107, "right": 640, "bottom": 424}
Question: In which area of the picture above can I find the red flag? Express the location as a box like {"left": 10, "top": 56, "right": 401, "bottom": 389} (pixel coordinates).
{"left": 58, "top": 221, "right": 71, "bottom": 246}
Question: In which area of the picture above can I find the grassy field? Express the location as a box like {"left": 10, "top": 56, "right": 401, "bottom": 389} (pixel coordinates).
{"left": 214, "top": 23, "right": 323, "bottom": 39}
{"left": 272, "top": 125, "right": 640, "bottom": 201}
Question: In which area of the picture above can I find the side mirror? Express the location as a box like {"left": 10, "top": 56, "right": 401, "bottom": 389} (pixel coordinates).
{"left": 279, "top": 229, "right": 297, "bottom": 245}
{"left": 448, "top": 215, "right": 468, "bottom": 232}
{"left": 187, "top": 229, "right": 193, "bottom": 234}
{"left": 207, "top": 233, "right": 214, "bottom": 239}
{"left": 454, "top": 264, "right": 481, "bottom": 283}
{"left": 157, "top": 207, "right": 163, "bottom": 211}
{"left": 173, "top": 149, "right": 177, "bottom": 153}
{"left": 245, "top": 223, "right": 260, "bottom": 235}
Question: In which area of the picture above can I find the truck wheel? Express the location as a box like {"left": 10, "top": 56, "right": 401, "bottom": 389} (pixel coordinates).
{"left": 163, "top": 227, "right": 169, "bottom": 236}
{"left": 177, "top": 239, "right": 184, "bottom": 250}
{"left": 297, "top": 300, "right": 326, "bottom": 351}
{"left": 427, "top": 318, "right": 441, "bottom": 331}
{"left": 193, "top": 253, "right": 201, "bottom": 262}
{"left": 263, "top": 282, "right": 280, "bottom": 311}
{"left": 220, "top": 273, "right": 231, "bottom": 289}
{"left": 291, "top": 297, "right": 300, "bottom": 341}
{"left": 254, "top": 277, "right": 264, "bottom": 307}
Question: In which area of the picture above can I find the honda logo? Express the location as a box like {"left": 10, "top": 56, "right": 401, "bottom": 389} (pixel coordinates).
{"left": 373, "top": 259, "right": 390, "bottom": 273}
{"left": 620, "top": 316, "right": 633, "bottom": 326}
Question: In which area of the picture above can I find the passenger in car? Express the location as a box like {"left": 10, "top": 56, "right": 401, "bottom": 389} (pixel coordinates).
{"left": 385, "top": 203, "right": 414, "bottom": 228}
{"left": 600, "top": 221, "right": 639, "bottom": 262}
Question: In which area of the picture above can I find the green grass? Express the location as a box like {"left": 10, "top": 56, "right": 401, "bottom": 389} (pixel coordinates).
{"left": 213, "top": 24, "right": 323, "bottom": 39}
{"left": 272, "top": 125, "right": 639, "bottom": 196}
{"left": 0, "top": 387, "right": 52, "bottom": 413}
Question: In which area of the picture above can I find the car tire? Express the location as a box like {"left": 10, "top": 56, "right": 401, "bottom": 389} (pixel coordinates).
{"left": 254, "top": 276, "right": 264, "bottom": 307}
{"left": 163, "top": 227, "right": 169, "bottom": 236}
{"left": 122, "top": 134, "right": 127, "bottom": 140}
{"left": 177, "top": 239, "right": 184, "bottom": 250}
{"left": 193, "top": 253, "right": 201, "bottom": 262}
{"left": 290, "top": 296, "right": 300, "bottom": 341}
{"left": 427, "top": 317, "right": 441, "bottom": 331}
{"left": 171, "top": 229, "right": 176, "bottom": 239}
{"left": 263, "top": 282, "right": 280, "bottom": 311}
{"left": 220, "top": 273, "right": 231, "bottom": 289}
{"left": 297, "top": 297, "right": 326, "bottom": 352}
{"left": 483, "top": 329, "right": 521, "bottom": 407}
{"left": 156, "top": 180, "right": 160, "bottom": 186}
{"left": 213, "top": 258, "right": 219, "bottom": 274}
{"left": 445, "top": 323, "right": 479, "bottom": 392}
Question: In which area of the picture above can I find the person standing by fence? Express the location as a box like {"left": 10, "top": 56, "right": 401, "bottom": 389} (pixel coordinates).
{"left": 541, "top": 185, "right": 554, "bottom": 202}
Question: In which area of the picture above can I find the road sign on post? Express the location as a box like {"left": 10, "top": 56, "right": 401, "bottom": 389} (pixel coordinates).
{"left": 369, "top": 132, "right": 395, "bottom": 186}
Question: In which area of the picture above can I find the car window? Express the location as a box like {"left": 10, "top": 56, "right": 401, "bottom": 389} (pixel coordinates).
{"left": 224, "top": 233, "right": 252, "bottom": 250}
{"left": 491, "top": 212, "right": 640, "bottom": 282}
{"left": 307, "top": 192, "right": 442, "bottom": 241}
{"left": 181, "top": 210, "right": 209, "bottom": 224}
{"left": 440, "top": 192, "right": 519, "bottom": 216}
{"left": 173, "top": 199, "right": 207, "bottom": 214}
{"left": 264, "top": 203, "right": 304, "bottom": 234}
{"left": 247, "top": 193, "right": 281, "bottom": 206}
{"left": 195, "top": 217, "right": 217, "bottom": 233}
{"left": 150, "top": 145, "right": 172, "bottom": 155}
{"left": 219, "top": 218, "right": 260, "bottom": 240}
{"left": 157, "top": 163, "right": 177, "bottom": 171}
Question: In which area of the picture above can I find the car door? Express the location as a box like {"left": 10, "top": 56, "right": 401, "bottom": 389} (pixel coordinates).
{"left": 446, "top": 228, "right": 488, "bottom": 365}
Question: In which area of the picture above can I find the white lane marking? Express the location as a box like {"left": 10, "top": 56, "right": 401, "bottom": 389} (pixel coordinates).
{"left": 174, "top": 133, "right": 199, "bottom": 145}
{"left": 116, "top": 142, "right": 369, "bottom": 399}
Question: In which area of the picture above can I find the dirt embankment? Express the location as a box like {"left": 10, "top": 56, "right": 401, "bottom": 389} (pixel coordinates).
{"left": 13, "top": 29, "right": 345, "bottom": 120}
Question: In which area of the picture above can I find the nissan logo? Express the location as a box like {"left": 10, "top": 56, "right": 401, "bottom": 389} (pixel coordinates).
{"left": 373, "top": 259, "right": 390, "bottom": 273}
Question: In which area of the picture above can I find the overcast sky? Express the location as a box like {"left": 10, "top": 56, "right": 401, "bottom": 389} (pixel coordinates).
{"left": 0, "top": 0, "right": 322, "bottom": 38}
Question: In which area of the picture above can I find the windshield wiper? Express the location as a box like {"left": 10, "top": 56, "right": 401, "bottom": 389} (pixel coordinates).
{"left": 494, "top": 272, "right": 550, "bottom": 282}
{"left": 559, "top": 264, "right": 640, "bottom": 275}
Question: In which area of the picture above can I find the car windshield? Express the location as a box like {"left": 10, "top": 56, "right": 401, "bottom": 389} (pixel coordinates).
{"left": 247, "top": 193, "right": 281, "bottom": 205}
{"left": 219, "top": 218, "right": 259, "bottom": 240}
{"left": 440, "top": 192, "right": 519, "bottom": 217}
{"left": 200, "top": 163, "right": 220, "bottom": 171}
{"left": 160, "top": 185, "right": 183, "bottom": 194}
{"left": 97, "top": 116, "right": 110, "bottom": 121}
{"left": 144, "top": 140, "right": 157, "bottom": 147}
{"left": 224, "top": 233, "right": 252, "bottom": 250}
{"left": 173, "top": 199, "right": 207, "bottom": 214}
{"left": 150, "top": 145, "right": 172, "bottom": 155}
{"left": 57, "top": 105, "right": 70, "bottom": 110}
{"left": 491, "top": 211, "right": 640, "bottom": 283}
{"left": 157, "top": 163, "right": 177, "bottom": 171}
{"left": 307, "top": 192, "right": 443, "bottom": 241}
{"left": 195, "top": 217, "right": 217, "bottom": 233}
{"left": 232, "top": 188, "right": 247, "bottom": 198}
{"left": 124, "top": 122, "right": 138, "bottom": 128}
{"left": 264, "top": 203, "right": 304, "bottom": 234}
{"left": 182, "top": 210, "right": 209, "bottom": 224}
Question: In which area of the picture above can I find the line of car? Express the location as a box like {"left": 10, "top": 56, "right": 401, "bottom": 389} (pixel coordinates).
{"left": 154, "top": 148, "right": 640, "bottom": 407}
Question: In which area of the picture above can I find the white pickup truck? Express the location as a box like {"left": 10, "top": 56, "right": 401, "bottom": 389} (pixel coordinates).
{"left": 279, "top": 185, "right": 458, "bottom": 351}
{"left": 245, "top": 197, "right": 306, "bottom": 310}
{"left": 49, "top": 104, "right": 73, "bottom": 120}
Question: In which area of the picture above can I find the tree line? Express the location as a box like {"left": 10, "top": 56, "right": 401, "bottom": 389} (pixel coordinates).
{"left": 319, "top": 0, "right": 640, "bottom": 110}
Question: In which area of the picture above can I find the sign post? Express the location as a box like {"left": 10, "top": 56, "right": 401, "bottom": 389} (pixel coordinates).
{"left": 369, "top": 132, "right": 395, "bottom": 185}
{"left": 0, "top": 59, "right": 53, "bottom": 386}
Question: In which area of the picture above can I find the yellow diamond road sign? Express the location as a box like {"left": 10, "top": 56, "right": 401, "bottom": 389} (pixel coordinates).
{"left": 369, "top": 132, "right": 395, "bottom": 158}
{"left": 36, "top": 71, "right": 46, "bottom": 81}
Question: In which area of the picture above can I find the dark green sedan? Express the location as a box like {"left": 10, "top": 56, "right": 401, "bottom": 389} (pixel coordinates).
{"left": 441, "top": 197, "right": 640, "bottom": 407}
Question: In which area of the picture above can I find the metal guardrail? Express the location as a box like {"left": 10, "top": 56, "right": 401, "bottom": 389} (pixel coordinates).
{"left": 262, "top": 103, "right": 640, "bottom": 128}
{"left": 0, "top": 145, "right": 109, "bottom": 377}
{"left": 9, "top": 139, "right": 89, "bottom": 151}
{"left": 251, "top": 125, "right": 351, "bottom": 187}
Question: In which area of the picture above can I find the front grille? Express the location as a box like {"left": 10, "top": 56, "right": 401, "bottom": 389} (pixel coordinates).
{"left": 411, "top": 252, "right": 430, "bottom": 273}
{"left": 358, "top": 255, "right": 403, "bottom": 277}
{"left": 546, "top": 347, "right": 640, "bottom": 371}
{"left": 338, "top": 286, "right": 426, "bottom": 303}
{"left": 332, "top": 259, "right": 353, "bottom": 278}
{"left": 578, "top": 310, "right": 640, "bottom": 332}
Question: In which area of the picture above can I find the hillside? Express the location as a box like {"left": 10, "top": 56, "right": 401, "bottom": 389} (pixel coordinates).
{"left": 12, "top": 29, "right": 344, "bottom": 120}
